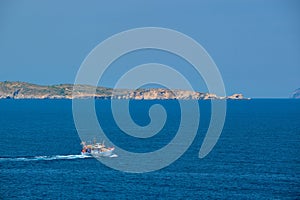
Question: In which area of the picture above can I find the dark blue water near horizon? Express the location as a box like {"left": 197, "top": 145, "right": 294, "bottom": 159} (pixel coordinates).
{"left": 0, "top": 99, "right": 299, "bottom": 199}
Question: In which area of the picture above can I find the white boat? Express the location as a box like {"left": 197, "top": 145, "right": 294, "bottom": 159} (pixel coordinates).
{"left": 81, "top": 141, "right": 115, "bottom": 157}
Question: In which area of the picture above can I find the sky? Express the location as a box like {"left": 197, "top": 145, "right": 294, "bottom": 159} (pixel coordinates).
{"left": 0, "top": 0, "right": 299, "bottom": 98}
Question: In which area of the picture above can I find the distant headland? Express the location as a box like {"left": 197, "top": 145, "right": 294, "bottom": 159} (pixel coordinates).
{"left": 291, "top": 88, "right": 300, "bottom": 99}
{"left": 0, "top": 81, "right": 249, "bottom": 100}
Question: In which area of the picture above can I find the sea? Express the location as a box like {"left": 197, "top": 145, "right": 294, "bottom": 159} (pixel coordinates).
{"left": 0, "top": 99, "right": 299, "bottom": 199}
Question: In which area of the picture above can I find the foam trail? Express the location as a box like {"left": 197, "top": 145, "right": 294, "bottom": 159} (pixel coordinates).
{"left": 0, "top": 154, "right": 92, "bottom": 162}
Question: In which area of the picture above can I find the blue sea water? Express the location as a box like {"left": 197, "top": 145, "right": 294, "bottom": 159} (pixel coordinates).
{"left": 0, "top": 99, "right": 299, "bottom": 199}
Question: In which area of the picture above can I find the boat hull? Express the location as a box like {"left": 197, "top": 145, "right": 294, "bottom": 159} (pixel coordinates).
{"left": 81, "top": 148, "right": 114, "bottom": 157}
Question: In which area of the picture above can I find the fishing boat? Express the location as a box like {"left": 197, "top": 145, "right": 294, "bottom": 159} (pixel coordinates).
{"left": 81, "top": 141, "right": 115, "bottom": 157}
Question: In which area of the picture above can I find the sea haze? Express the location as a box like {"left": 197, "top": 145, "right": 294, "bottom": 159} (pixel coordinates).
{"left": 0, "top": 99, "right": 299, "bottom": 199}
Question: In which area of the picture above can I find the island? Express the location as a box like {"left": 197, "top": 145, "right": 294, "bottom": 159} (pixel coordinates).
{"left": 0, "top": 81, "right": 249, "bottom": 100}
{"left": 291, "top": 88, "right": 300, "bottom": 99}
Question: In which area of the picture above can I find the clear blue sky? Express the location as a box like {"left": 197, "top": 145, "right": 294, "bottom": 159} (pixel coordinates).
{"left": 0, "top": 0, "right": 299, "bottom": 98}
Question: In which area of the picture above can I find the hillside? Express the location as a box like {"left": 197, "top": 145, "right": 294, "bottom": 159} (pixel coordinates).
{"left": 0, "top": 81, "right": 248, "bottom": 100}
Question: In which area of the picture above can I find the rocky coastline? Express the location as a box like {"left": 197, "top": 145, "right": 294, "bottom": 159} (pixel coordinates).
{"left": 0, "top": 81, "right": 249, "bottom": 100}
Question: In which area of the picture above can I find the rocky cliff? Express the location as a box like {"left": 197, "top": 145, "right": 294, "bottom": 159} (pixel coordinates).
{"left": 0, "top": 81, "right": 249, "bottom": 100}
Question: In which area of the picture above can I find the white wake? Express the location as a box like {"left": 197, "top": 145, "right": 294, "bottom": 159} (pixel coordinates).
{"left": 0, "top": 154, "right": 92, "bottom": 162}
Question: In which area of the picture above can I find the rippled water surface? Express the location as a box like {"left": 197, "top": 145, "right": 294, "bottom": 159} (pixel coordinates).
{"left": 0, "top": 99, "right": 299, "bottom": 199}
